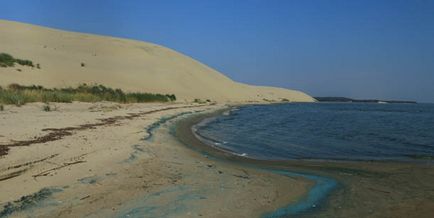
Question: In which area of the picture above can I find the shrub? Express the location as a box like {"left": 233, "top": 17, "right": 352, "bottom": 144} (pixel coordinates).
{"left": 0, "top": 53, "right": 15, "bottom": 67}
{"left": 43, "top": 104, "right": 51, "bottom": 112}
{"left": 166, "top": 94, "right": 176, "bottom": 101}
{"left": 15, "top": 59, "right": 34, "bottom": 67}
{"left": 0, "top": 83, "right": 176, "bottom": 105}
{"left": 193, "top": 98, "right": 209, "bottom": 104}
{"left": 1, "top": 93, "right": 25, "bottom": 106}
{"left": 0, "top": 104, "right": 4, "bottom": 111}
{"left": 41, "top": 91, "right": 73, "bottom": 103}
{"left": 8, "top": 83, "right": 23, "bottom": 90}
{"left": 0, "top": 53, "right": 34, "bottom": 68}
{"left": 126, "top": 93, "right": 169, "bottom": 102}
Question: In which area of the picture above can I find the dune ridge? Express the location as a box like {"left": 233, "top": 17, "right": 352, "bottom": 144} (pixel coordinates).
{"left": 0, "top": 19, "right": 314, "bottom": 103}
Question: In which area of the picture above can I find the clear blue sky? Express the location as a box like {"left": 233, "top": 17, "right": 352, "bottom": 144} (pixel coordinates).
{"left": 1, "top": 0, "right": 434, "bottom": 102}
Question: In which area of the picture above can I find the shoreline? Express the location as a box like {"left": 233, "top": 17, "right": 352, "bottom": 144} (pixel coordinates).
{"left": 174, "top": 105, "right": 434, "bottom": 217}
{"left": 0, "top": 102, "right": 313, "bottom": 217}
{"left": 174, "top": 107, "right": 339, "bottom": 217}
{"left": 1, "top": 102, "right": 433, "bottom": 217}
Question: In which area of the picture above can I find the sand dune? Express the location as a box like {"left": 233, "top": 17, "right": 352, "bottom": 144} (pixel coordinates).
{"left": 0, "top": 19, "right": 314, "bottom": 102}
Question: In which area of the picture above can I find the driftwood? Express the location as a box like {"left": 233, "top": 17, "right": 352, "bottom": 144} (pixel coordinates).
{"left": 32, "top": 160, "right": 86, "bottom": 178}
{"left": 0, "top": 169, "right": 28, "bottom": 181}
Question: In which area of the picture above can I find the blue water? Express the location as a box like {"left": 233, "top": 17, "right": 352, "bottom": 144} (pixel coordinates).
{"left": 195, "top": 103, "right": 434, "bottom": 161}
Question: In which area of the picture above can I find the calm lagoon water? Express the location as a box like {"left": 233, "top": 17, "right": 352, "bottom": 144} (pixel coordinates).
{"left": 195, "top": 103, "right": 434, "bottom": 161}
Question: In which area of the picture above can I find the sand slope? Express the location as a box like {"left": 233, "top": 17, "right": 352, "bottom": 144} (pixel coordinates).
{"left": 0, "top": 19, "right": 314, "bottom": 102}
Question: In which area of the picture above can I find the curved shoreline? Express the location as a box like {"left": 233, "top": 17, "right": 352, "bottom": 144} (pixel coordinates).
{"left": 2, "top": 102, "right": 433, "bottom": 217}
{"left": 173, "top": 106, "right": 434, "bottom": 218}
{"left": 172, "top": 108, "right": 339, "bottom": 217}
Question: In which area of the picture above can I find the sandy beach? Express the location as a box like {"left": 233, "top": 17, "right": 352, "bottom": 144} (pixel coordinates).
{"left": 0, "top": 19, "right": 316, "bottom": 218}
{"left": 0, "top": 102, "right": 313, "bottom": 217}
{"left": 2, "top": 102, "right": 433, "bottom": 217}
{"left": 1, "top": 17, "right": 433, "bottom": 218}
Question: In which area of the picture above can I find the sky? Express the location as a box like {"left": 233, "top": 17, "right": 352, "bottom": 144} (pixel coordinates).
{"left": 1, "top": 0, "right": 434, "bottom": 102}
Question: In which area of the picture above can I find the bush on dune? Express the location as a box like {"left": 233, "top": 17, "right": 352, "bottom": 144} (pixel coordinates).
{"left": 0, "top": 53, "right": 15, "bottom": 67}
{"left": 0, "top": 53, "right": 35, "bottom": 68}
{"left": 0, "top": 84, "right": 176, "bottom": 106}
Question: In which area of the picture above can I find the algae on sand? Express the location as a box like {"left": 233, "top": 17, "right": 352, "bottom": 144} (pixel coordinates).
{"left": 0, "top": 187, "right": 62, "bottom": 217}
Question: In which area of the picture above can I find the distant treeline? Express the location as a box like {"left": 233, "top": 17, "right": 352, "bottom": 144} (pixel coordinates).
{"left": 314, "top": 97, "right": 416, "bottom": 104}
{"left": 0, "top": 84, "right": 176, "bottom": 106}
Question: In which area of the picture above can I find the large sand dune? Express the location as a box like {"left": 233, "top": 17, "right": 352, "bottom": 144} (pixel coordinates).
{"left": 0, "top": 20, "right": 314, "bottom": 102}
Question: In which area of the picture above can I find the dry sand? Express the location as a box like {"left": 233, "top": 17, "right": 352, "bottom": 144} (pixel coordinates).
{"left": 0, "top": 19, "right": 314, "bottom": 103}
{"left": 0, "top": 102, "right": 311, "bottom": 217}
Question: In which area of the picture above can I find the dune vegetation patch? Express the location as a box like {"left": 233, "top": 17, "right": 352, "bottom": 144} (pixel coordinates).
{"left": 0, "top": 83, "right": 176, "bottom": 106}
{"left": 0, "top": 53, "right": 36, "bottom": 68}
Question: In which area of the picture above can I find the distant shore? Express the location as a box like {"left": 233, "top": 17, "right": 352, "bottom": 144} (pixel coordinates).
{"left": 314, "top": 97, "right": 417, "bottom": 104}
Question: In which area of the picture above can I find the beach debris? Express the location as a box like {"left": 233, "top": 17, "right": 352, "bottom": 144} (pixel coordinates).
{"left": 232, "top": 174, "right": 250, "bottom": 179}
{"left": 80, "top": 195, "right": 90, "bottom": 200}
{"left": 0, "top": 105, "right": 205, "bottom": 157}
{"left": 32, "top": 160, "right": 86, "bottom": 178}
{"left": 0, "top": 169, "right": 28, "bottom": 182}
{"left": 3, "top": 154, "right": 58, "bottom": 171}
{"left": 232, "top": 169, "right": 250, "bottom": 179}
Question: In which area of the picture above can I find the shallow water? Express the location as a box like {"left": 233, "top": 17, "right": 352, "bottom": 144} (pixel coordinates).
{"left": 261, "top": 170, "right": 337, "bottom": 218}
{"left": 195, "top": 103, "right": 434, "bottom": 161}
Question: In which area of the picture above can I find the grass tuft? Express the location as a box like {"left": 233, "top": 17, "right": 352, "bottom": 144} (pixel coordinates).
{"left": 0, "top": 84, "right": 176, "bottom": 106}
{"left": 43, "top": 104, "right": 51, "bottom": 112}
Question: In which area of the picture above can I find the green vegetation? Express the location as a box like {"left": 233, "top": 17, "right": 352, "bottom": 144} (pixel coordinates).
{"left": 0, "top": 53, "right": 15, "bottom": 67}
{"left": 193, "top": 98, "right": 212, "bottom": 104}
{"left": 0, "top": 84, "right": 176, "bottom": 106}
{"left": 43, "top": 104, "right": 51, "bottom": 112}
{"left": 0, "top": 53, "right": 35, "bottom": 68}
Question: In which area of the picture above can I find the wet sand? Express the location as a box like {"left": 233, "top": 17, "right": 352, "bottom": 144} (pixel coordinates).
{"left": 175, "top": 109, "right": 434, "bottom": 217}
